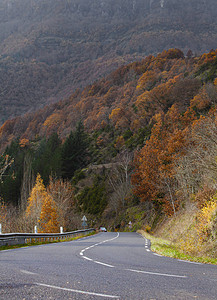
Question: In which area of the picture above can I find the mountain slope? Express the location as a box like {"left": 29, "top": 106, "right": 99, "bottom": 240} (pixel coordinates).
{"left": 1, "top": 48, "right": 216, "bottom": 153}
{"left": 0, "top": 0, "right": 217, "bottom": 124}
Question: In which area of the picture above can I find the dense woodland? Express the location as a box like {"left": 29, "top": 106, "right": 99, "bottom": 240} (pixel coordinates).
{"left": 0, "top": 0, "right": 217, "bottom": 124}
{"left": 0, "top": 48, "right": 217, "bottom": 257}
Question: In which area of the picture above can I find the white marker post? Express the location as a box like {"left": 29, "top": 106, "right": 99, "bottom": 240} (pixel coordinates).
{"left": 60, "top": 226, "right": 63, "bottom": 234}
{"left": 0, "top": 223, "right": 2, "bottom": 234}
{"left": 34, "top": 225, "right": 37, "bottom": 234}
{"left": 82, "top": 215, "right": 87, "bottom": 229}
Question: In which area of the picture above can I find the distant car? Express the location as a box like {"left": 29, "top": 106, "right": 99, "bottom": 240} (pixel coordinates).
{"left": 99, "top": 227, "right": 107, "bottom": 232}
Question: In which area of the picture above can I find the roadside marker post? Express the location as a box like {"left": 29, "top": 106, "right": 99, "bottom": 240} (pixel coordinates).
{"left": 82, "top": 216, "right": 87, "bottom": 229}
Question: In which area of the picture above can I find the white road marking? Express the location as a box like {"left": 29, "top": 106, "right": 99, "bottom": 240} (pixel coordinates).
{"left": 178, "top": 259, "right": 203, "bottom": 265}
{"left": 126, "top": 268, "right": 187, "bottom": 278}
{"left": 79, "top": 232, "right": 119, "bottom": 268}
{"left": 35, "top": 282, "right": 120, "bottom": 298}
{"left": 20, "top": 269, "right": 38, "bottom": 275}
{"left": 80, "top": 233, "right": 189, "bottom": 279}
{"left": 83, "top": 256, "right": 93, "bottom": 261}
{"left": 93, "top": 261, "right": 114, "bottom": 268}
{"left": 0, "top": 246, "right": 29, "bottom": 252}
{"left": 153, "top": 253, "right": 163, "bottom": 257}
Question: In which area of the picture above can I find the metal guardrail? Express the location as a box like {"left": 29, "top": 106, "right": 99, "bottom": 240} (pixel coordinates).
{"left": 0, "top": 228, "right": 95, "bottom": 247}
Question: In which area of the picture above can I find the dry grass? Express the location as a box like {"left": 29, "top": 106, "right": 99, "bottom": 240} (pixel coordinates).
{"left": 138, "top": 199, "right": 217, "bottom": 264}
{"left": 138, "top": 230, "right": 217, "bottom": 265}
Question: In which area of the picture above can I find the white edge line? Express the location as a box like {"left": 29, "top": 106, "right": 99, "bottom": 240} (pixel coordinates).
{"left": 35, "top": 282, "right": 120, "bottom": 299}
{"left": 126, "top": 268, "right": 187, "bottom": 278}
{"left": 0, "top": 246, "right": 29, "bottom": 252}
{"left": 178, "top": 259, "right": 203, "bottom": 265}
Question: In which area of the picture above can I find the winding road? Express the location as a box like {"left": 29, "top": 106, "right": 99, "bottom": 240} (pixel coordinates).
{"left": 0, "top": 232, "right": 217, "bottom": 299}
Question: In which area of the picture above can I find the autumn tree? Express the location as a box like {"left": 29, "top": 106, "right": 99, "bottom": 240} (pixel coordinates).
{"left": 25, "top": 174, "right": 48, "bottom": 231}
{"left": 39, "top": 193, "right": 59, "bottom": 233}
{"left": 108, "top": 150, "right": 134, "bottom": 213}
{"left": 175, "top": 113, "right": 217, "bottom": 202}
{"left": 132, "top": 105, "right": 195, "bottom": 215}
{"left": 0, "top": 202, "right": 20, "bottom": 233}
{"left": 47, "top": 177, "right": 74, "bottom": 231}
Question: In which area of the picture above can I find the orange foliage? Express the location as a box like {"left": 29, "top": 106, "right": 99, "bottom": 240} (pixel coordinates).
{"left": 39, "top": 194, "right": 59, "bottom": 233}
{"left": 132, "top": 105, "right": 196, "bottom": 214}
{"left": 19, "top": 138, "right": 29, "bottom": 148}
{"left": 190, "top": 86, "right": 211, "bottom": 111}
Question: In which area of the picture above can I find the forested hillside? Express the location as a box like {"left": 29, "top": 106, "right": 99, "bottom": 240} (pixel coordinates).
{"left": 0, "top": 48, "right": 217, "bottom": 258}
{"left": 0, "top": 0, "right": 217, "bottom": 124}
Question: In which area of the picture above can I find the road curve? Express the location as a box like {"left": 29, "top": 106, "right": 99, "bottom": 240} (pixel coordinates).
{"left": 0, "top": 232, "right": 217, "bottom": 299}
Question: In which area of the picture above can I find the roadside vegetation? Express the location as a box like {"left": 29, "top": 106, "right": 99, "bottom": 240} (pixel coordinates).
{"left": 139, "top": 230, "right": 217, "bottom": 265}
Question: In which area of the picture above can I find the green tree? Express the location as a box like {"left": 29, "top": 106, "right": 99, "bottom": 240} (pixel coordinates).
{"left": 77, "top": 176, "right": 107, "bottom": 215}
{"left": 0, "top": 140, "right": 23, "bottom": 206}
{"left": 61, "top": 122, "right": 90, "bottom": 179}
{"left": 32, "top": 133, "right": 62, "bottom": 184}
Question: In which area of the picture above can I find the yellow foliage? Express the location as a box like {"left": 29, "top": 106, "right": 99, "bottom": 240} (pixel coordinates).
{"left": 26, "top": 174, "right": 46, "bottom": 221}
{"left": 197, "top": 199, "right": 217, "bottom": 243}
{"left": 39, "top": 194, "right": 59, "bottom": 233}
{"left": 109, "top": 108, "right": 121, "bottom": 121}
{"left": 26, "top": 174, "right": 60, "bottom": 233}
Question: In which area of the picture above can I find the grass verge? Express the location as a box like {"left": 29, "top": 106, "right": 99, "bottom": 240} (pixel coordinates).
{"left": 138, "top": 230, "right": 217, "bottom": 265}
{"left": 0, "top": 231, "right": 96, "bottom": 251}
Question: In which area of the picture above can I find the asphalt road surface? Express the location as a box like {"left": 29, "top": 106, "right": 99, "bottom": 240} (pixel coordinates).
{"left": 1, "top": 232, "right": 217, "bottom": 299}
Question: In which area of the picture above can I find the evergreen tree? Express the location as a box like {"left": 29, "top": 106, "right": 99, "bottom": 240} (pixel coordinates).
{"left": 0, "top": 140, "right": 24, "bottom": 206}
{"left": 77, "top": 176, "right": 107, "bottom": 215}
{"left": 61, "top": 122, "right": 89, "bottom": 179}
{"left": 32, "top": 133, "right": 62, "bottom": 184}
